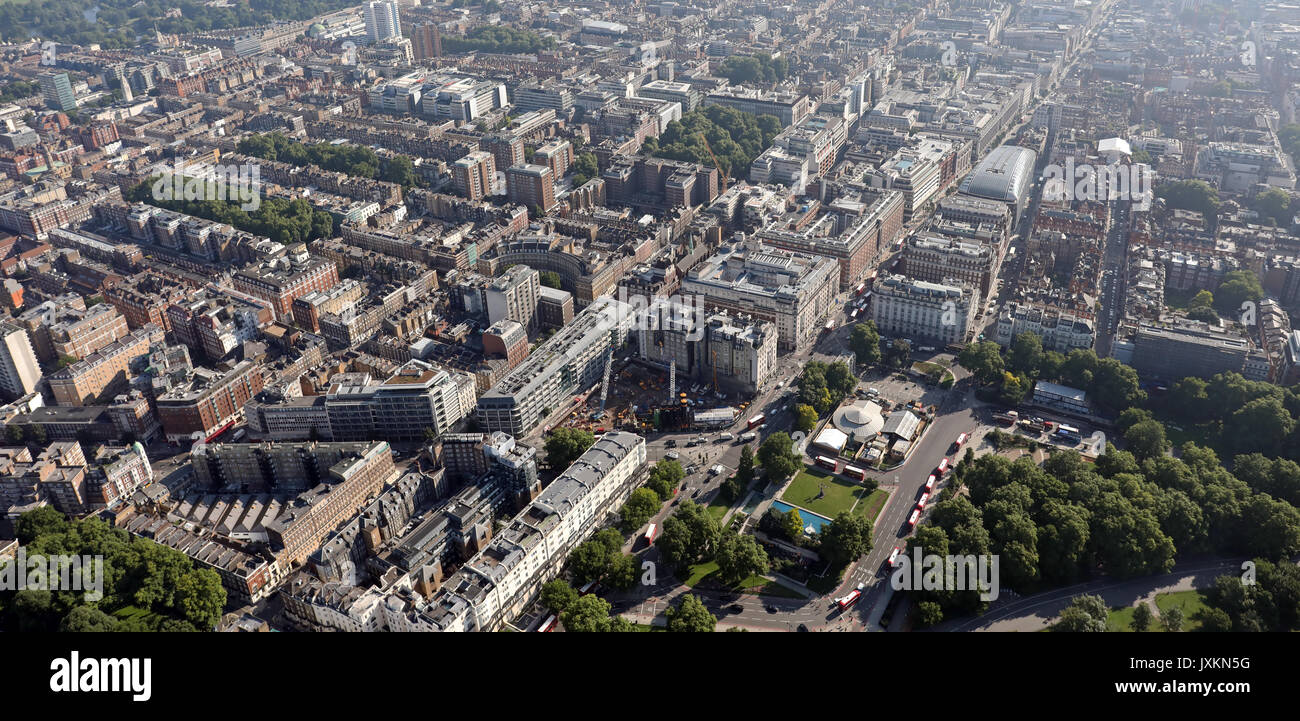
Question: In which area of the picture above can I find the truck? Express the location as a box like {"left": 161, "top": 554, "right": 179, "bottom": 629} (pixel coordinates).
{"left": 993, "top": 410, "right": 1019, "bottom": 425}
{"left": 718, "top": 432, "right": 734, "bottom": 442}
{"left": 739, "top": 431, "right": 757, "bottom": 443}
{"left": 1017, "top": 418, "right": 1045, "bottom": 433}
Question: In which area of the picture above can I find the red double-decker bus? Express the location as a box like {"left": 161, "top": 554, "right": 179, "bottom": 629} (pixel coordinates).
{"left": 937, "top": 457, "right": 950, "bottom": 474}
{"left": 836, "top": 588, "right": 862, "bottom": 611}
{"left": 747, "top": 413, "right": 766, "bottom": 430}
{"left": 844, "top": 465, "right": 866, "bottom": 481}
{"left": 815, "top": 456, "right": 838, "bottom": 471}
{"left": 537, "top": 615, "right": 557, "bottom": 632}
{"left": 644, "top": 523, "right": 659, "bottom": 545}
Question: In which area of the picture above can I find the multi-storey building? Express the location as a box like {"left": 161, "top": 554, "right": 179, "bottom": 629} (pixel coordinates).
{"left": 47, "top": 324, "right": 163, "bottom": 406}
{"left": 681, "top": 239, "right": 838, "bottom": 352}
{"left": 995, "top": 301, "right": 1095, "bottom": 353}
{"left": 486, "top": 264, "right": 541, "bottom": 334}
{"left": 636, "top": 299, "right": 778, "bottom": 393}
{"left": 476, "top": 298, "right": 633, "bottom": 436}
{"left": 901, "top": 234, "right": 1000, "bottom": 297}
{"left": 452, "top": 151, "right": 495, "bottom": 202}
{"left": 231, "top": 247, "right": 339, "bottom": 321}
{"left": 1129, "top": 322, "right": 1255, "bottom": 382}
{"left": 154, "top": 360, "right": 265, "bottom": 442}
{"left": 382, "top": 432, "right": 645, "bottom": 631}
{"left": 323, "top": 361, "right": 477, "bottom": 442}
{"left": 871, "top": 273, "right": 980, "bottom": 346}
{"left": 0, "top": 323, "right": 42, "bottom": 400}
{"left": 505, "top": 164, "right": 556, "bottom": 214}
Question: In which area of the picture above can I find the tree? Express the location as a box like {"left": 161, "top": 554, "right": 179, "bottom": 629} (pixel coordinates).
{"left": 1213, "top": 270, "right": 1263, "bottom": 316}
{"left": 665, "top": 594, "right": 716, "bottom": 632}
{"left": 15, "top": 505, "right": 67, "bottom": 544}
{"left": 849, "top": 321, "right": 882, "bottom": 366}
{"left": 1230, "top": 397, "right": 1294, "bottom": 455}
{"left": 715, "top": 532, "right": 770, "bottom": 585}
{"left": 1008, "top": 332, "right": 1044, "bottom": 376}
{"left": 999, "top": 372, "right": 1029, "bottom": 405}
{"left": 817, "top": 512, "right": 873, "bottom": 567}
{"left": 915, "top": 601, "right": 945, "bottom": 627}
{"left": 562, "top": 594, "right": 614, "bottom": 632}
{"left": 1161, "top": 606, "right": 1184, "bottom": 632}
{"left": 544, "top": 428, "right": 595, "bottom": 470}
{"left": 647, "top": 459, "right": 685, "bottom": 501}
{"left": 1251, "top": 187, "right": 1293, "bottom": 225}
{"left": 540, "top": 579, "right": 579, "bottom": 614}
{"left": 1055, "top": 594, "right": 1108, "bottom": 632}
{"left": 59, "top": 606, "right": 119, "bottom": 632}
{"left": 539, "top": 271, "right": 563, "bottom": 289}
{"left": 958, "top": 341, "right": 1004, "bottom": 384}
{"left": 174, "top": 570, "right": 225, "bottom": 630}
{"left": 885, "top": 338, "right": 912, "bottom": 369}
{"left": 658, "top": 501, "right": 721, "bottom": 572}
{"left": 605, "top": 553, "right": 639, "bottom": 591}
{"left": 1131, "top": 602, "right": 1153, "bottom": 632}
{"left": 620, "top": 488, "right": 662, "bottom": 531}
{"left": 1156, "top": 179, "right": 1220, "bottom": 217}
{"left": 1196, "top": 607, "right": 1233, "bottom": 632}
{"left": 5, "top": 424, "right": 23, "bottom": 444}
{"left": 757, "top": 432, "right": 800, "bottom": 482}
{"left": 736, "top": 444, "right": 755, "bottom": 486}
{"left": 570, "top": 152, "right": 598, "bottom": 186}
{"left": 1168, "top": 377, "right": 1209, "bottom": 420}
{"left": 1124, "top": 419, "right": 1168, "bottom": 461}
{"left": 793, "top": 404, "right": 818, "bottom": 434}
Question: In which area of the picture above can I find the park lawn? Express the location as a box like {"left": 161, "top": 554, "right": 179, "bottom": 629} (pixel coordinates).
{"left": 856, "top": 489, "right": 889, "bottom": 524}
{"left": 1106, "top": 591, "right": 1211, "bottom": 632}
{"left": 1106, "top": 604, "right": 1143, "bottom": 632}
{"left": 1155, "top": 590, "right": 1210, "bottom": 631}
{"left": 684, "top": 562, "right": 803, "bottom": 597}
{"left": 682, "top": 561, "right": 720, "bottom": 587}
{"left": 782, "top": 467, "right": 878, "bottom": 520}
{"left": 706, "top": 494, "right": 732, "bottom": 522}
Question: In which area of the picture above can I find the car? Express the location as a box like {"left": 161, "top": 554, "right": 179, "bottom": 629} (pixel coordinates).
{"left": 665, "top": 439, "right": 677, "bottom": 448}
{"left": 796, "top": 624, "right": 809, "bottom": 632}
{"left": 727, "top": 604, "right": 744, "bottom": 613}
{"left": 665, "top": 451, "right": 680, "bottom": 460}
{"left": 766, "top": 604, "right": 779, "bottom": 614}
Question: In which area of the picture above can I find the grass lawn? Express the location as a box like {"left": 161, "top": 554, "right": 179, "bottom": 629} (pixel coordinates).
{"left": 682, "top": 561, "right": 805, "bottom": 598}
{"left": 782, "top": 467, "right": 880, "bottom": 520}
{"left": 706, "top": 494, "right": 732, "bottom": 522}
{"left": 1155, "top": 590, "right": 1209, "bottom": 631}
{"left": 1105, "top": 591, "right": 1211, "bottom": 632}
{"left": 857, "top": 489, "right": 889, "bottom": 525}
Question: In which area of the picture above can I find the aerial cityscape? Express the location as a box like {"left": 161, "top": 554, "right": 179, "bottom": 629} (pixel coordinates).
{"left": 0, "top": 0, "right": 1297, "bottom": 648}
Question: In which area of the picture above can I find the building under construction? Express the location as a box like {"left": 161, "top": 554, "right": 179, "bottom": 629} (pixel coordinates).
{"left": 635, "top": 298, "right": 779, "bottom": 394}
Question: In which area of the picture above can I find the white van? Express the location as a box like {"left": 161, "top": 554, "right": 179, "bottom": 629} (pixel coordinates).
{"left": 719, "top": 432, "right": 734, "bottom": 442}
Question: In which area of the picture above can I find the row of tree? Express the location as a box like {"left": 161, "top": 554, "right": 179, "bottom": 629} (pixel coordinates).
{"left": 540, "top": 581, "right": 717, "bottom": 632}
{"left": 643, "top": 106, "right": 784, "bottom": 182}
{"left": 1156, "top": 370, "right": 1300, "bottom": 458}
{"left": 909, "top": 441, "right": 1300, "bottom": 626}
{"left": 959, "top": 335, "right": 1145, "bottom": 412}
{"left": 0, "top": 0, "right": 357, "bottom": 46}
{"left": 236, "top": 132, "right": 425, "bottom": 189}
{"left": 126, "top": 181, "right": 335, "bottom": 246}
{"left": 440, "top": 26, "right": 557, "bottom": 55}
{"left": 715, "top": 54, "right": 792, "bottom": 86}
{"left": 1, "top": 508, "right": 226, "bottom": 632}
